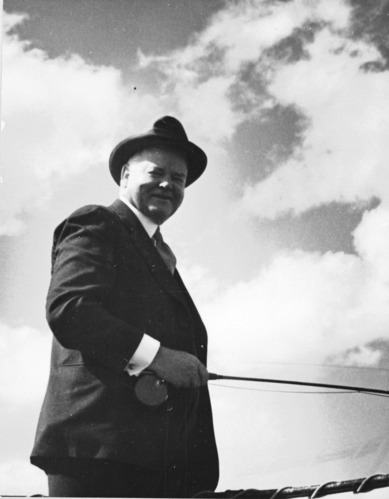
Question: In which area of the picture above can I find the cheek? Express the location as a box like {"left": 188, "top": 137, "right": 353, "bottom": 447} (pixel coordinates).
{"left": 174, "top": 190, "right": 185, "bottom": 208}
{"left": 137, "top": 186, "right": 152, "bottom": 201}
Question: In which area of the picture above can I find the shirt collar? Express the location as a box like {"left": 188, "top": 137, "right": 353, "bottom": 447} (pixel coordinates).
{"left": 119, "top": 195, "right": 158, "bottom": 238}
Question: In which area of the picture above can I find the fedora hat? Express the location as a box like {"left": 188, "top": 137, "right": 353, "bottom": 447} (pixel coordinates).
{"left": 109, "top": 116, "right": 207, "bottom": 187}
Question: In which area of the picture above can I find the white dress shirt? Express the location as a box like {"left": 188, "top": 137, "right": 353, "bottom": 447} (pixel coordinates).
{"left": 119, "top": 195, "right": 161, "bottom": 376}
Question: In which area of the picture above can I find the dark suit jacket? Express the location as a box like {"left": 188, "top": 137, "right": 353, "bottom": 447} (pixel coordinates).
{"left": 31, "top": 199, "right": 219, "bottom": 491}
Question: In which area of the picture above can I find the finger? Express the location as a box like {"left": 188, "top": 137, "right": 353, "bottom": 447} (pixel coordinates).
{"left": 198, "top": 364, "right": 209, "bottom": 385}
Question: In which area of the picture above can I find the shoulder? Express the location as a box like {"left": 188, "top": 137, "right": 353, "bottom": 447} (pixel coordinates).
{"left": 53, "top": 204, "right": 121, "bottom": 243}
{"left": 59, "top": 204, "right": 120, "bottom": 226}
{"left": 67, "top": 204, "right": 115, "bottom": 221}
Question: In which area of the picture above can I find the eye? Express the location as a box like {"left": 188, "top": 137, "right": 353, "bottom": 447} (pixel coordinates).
{"left": 172, "top": 175, "right": 186, "bottom": 185}
{"left": 148, "top": 168, "right": 163, "bottom": 178}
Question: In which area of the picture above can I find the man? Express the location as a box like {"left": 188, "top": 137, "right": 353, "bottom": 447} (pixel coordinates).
{"left": 31, "top": 116, "right": 219, "bottom": 497}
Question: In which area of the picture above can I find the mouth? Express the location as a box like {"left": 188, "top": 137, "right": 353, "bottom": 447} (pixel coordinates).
{"left": 152, "top": 193, "right": 173, "bottom": 201}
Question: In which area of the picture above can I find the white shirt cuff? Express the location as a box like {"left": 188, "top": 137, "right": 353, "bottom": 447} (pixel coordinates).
{"left": 125, "top": 335, "right": 160, "bottom": 376}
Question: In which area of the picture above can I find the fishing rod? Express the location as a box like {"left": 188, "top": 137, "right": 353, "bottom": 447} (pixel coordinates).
{"left": 208, "top": 373, "right": 389, "bottom": 395}
{"left": 134, "top": 371, "right": 389, "bottom": 406}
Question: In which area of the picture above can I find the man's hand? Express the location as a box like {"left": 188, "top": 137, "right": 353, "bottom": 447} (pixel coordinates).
{"left": 148, "top": 346, "right": 208, "bottom": 389}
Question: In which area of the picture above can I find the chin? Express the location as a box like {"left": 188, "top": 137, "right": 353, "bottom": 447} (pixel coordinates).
{"left": 147, "top": 208, "right": 171, "bottom": 225}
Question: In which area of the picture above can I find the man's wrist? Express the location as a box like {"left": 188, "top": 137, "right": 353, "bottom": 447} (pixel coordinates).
{"left": 125, "top": 335, "right": 160, "bottom": 376}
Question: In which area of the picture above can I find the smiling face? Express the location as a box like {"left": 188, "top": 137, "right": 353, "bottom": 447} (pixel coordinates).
{"left": 120, "top": 147, "right": 188, "bottom": 225}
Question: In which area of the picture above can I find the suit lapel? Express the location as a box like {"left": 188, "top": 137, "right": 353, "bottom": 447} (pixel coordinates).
{"left": 108, "top": 200, "right": 190, "bottom": 313}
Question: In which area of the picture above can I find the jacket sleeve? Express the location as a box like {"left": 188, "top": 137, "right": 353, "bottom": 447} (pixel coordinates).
{"left": 46, "top": 205, "right": 144, "bottom": 372}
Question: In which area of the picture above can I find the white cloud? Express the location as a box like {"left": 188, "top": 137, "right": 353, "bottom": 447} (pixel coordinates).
{"left": 354, "top": 207, "right": 389, "bottom": 281}
{"left": 170, "top": 76, "right": 238, "bottom": 145}
{"left": 0, "top": 460, "right": 47, "bottom": 496}
{"left": 203, "top": 230, "right": 389, "bottom": 373}
{"left": 139, "top": 0, "right": 351, "bottom": 144}
{"left": 179, "top": 199, "right": 389, "bottom": 374}
{"left": 0, "top": 321, "right": 51, "bottom": 406}
{"left": 178, "top": 263, "right": 220, "bottom": 304}
{"left": 0, "top": 322, "right": 52, "bottom": 495}
{"left": 141, "top": 0, "right": 350, "bottom": 76}
{"left": 0, "top": 13, "right": 162, "bottom": 236}
{"left": 238, "top": 24, "right": 389, "bottom": 218}
{"left": 331, "top": 345, "right": 382, "bottom": 367}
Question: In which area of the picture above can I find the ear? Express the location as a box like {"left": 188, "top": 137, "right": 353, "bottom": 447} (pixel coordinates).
{"left": 120, "top": 165, "right": 130, "bottom": 186}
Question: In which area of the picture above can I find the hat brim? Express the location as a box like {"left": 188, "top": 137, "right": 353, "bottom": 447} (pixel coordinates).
{"left": 109, "top": 135, "right": 207, "bottom": 187}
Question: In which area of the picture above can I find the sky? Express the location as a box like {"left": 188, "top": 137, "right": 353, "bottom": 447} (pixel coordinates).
{"left": 1, "top": 0, "right": 389, "bottom": 496}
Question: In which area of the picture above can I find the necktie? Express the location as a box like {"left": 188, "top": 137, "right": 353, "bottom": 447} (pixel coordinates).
{"left": 153, "top": 227, "right": 177, "bottom": 274}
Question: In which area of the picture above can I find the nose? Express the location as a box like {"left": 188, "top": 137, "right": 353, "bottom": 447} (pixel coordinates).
{"left": 159, "top": 178, "right": 172, "bottom": 189}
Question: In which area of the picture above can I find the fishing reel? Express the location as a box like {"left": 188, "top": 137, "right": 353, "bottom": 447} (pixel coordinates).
{"left": 134, "top": 371, "right": 220, "bottom": 407}
{"left": 134, "top": 372, "right": 169, "bottom": 406}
